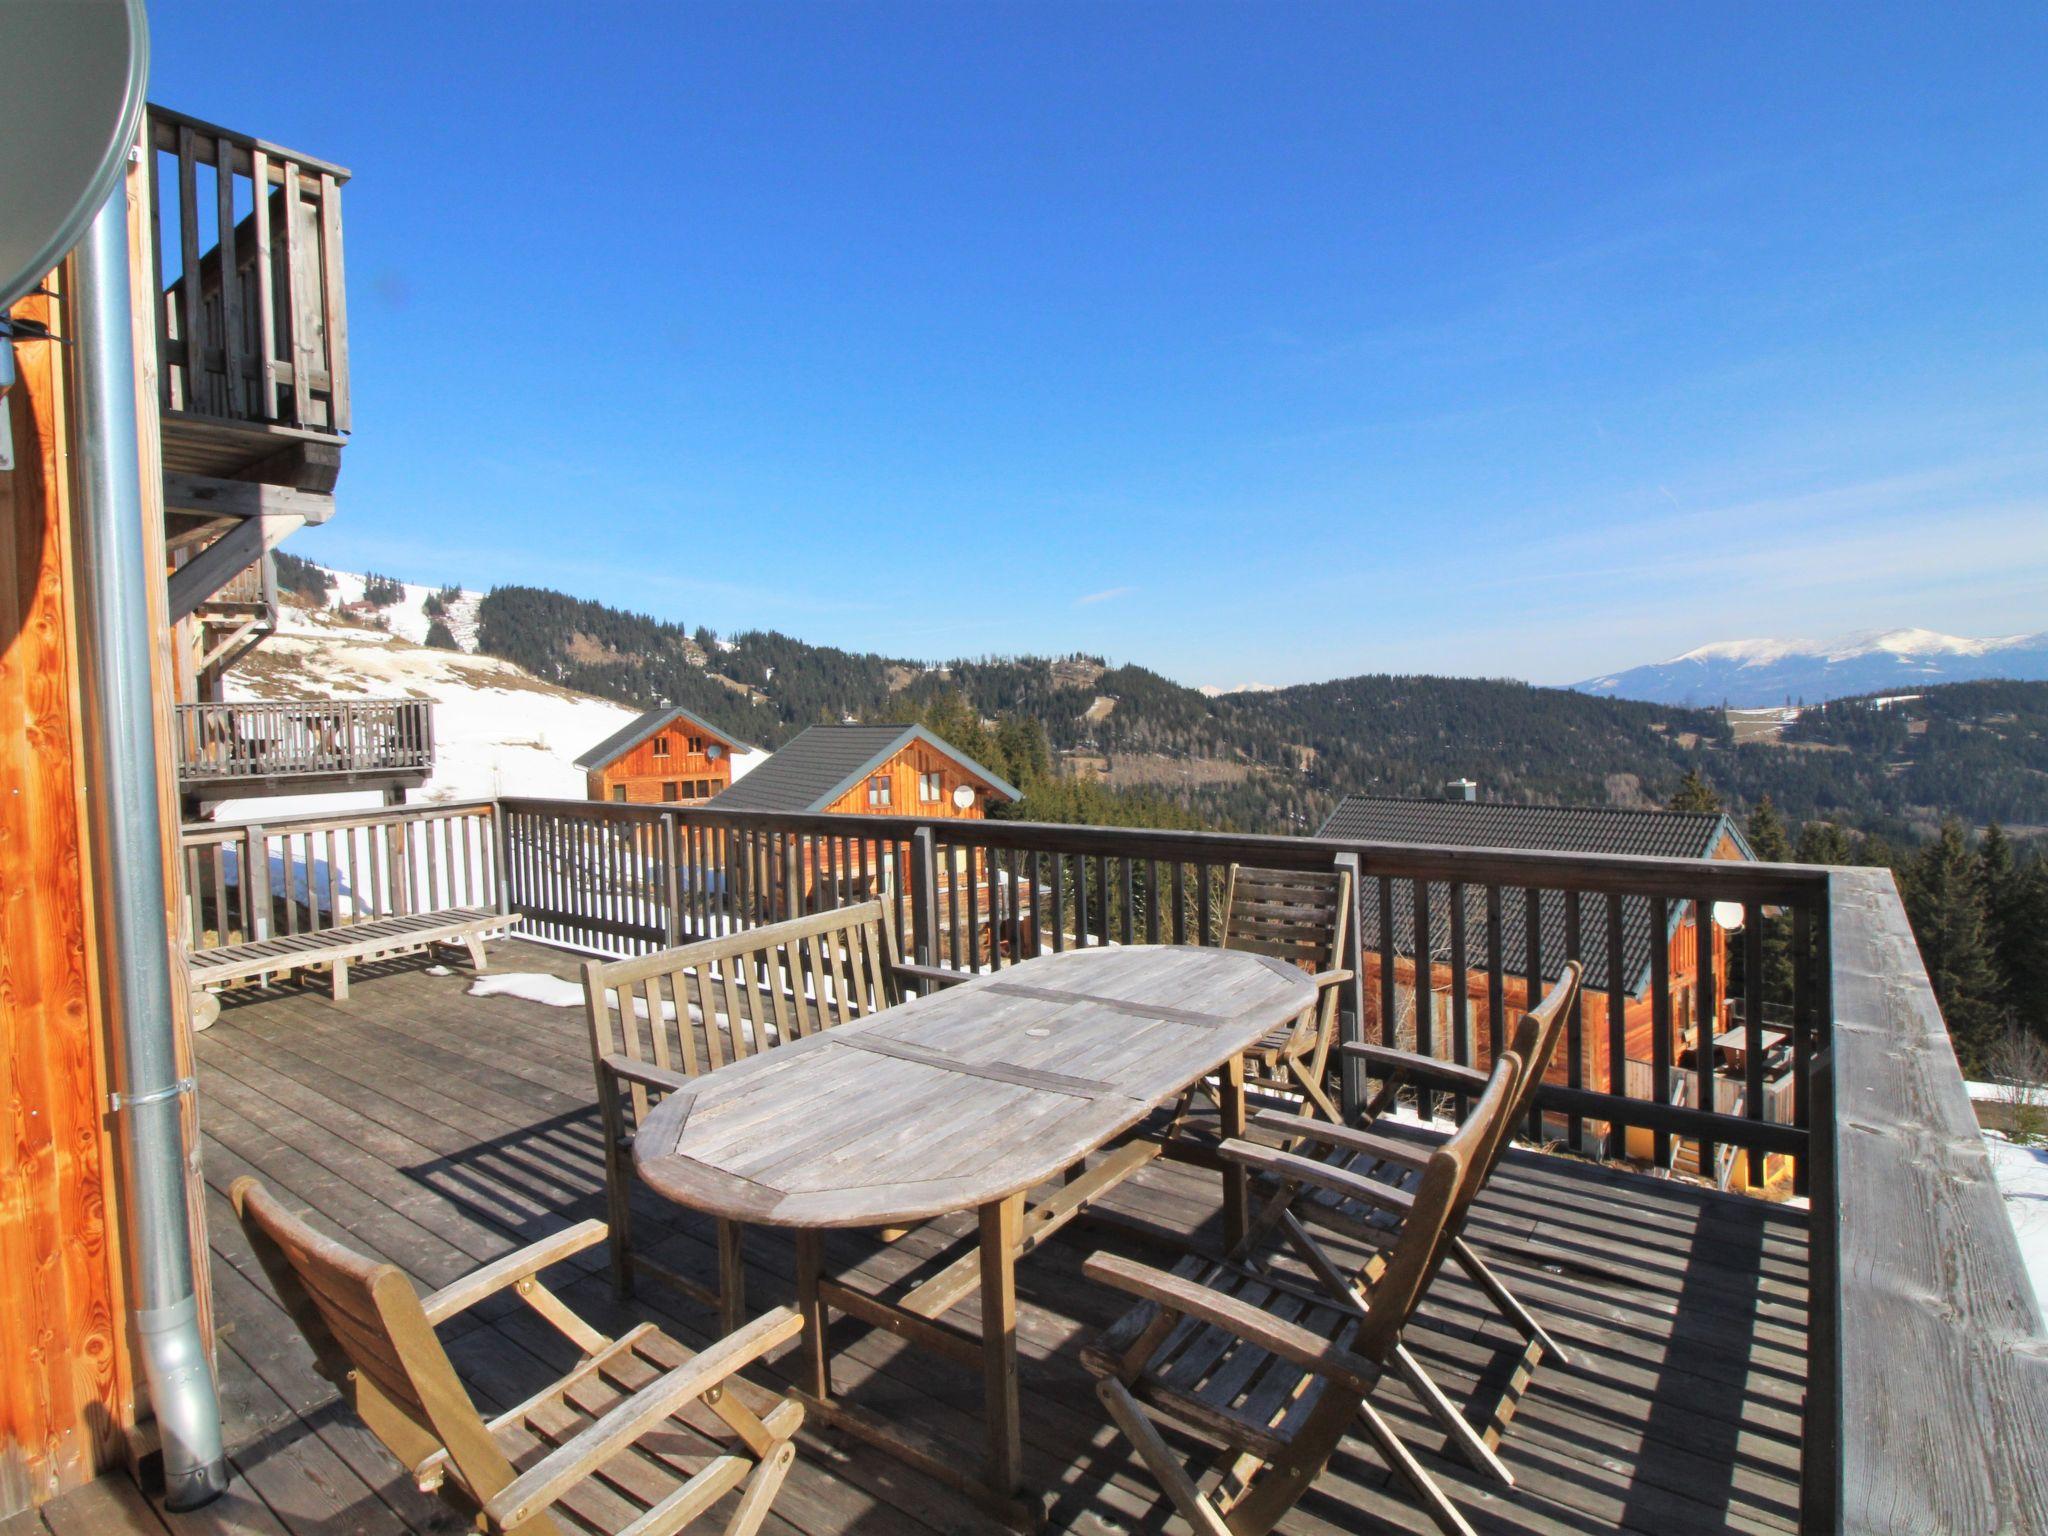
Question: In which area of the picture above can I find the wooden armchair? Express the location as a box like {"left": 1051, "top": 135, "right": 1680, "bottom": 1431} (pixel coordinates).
{"left": 583, "top": 900, "right": 946, "bottom": 1324}
{"left": 1250, "top": 960, "right": 1583, "bottom": 1479}
{"left": 1164, "top": 864, "right": 1354, "bottom": 1152}
{"left": 1082, "top": 1056, "right": 1520, "bottom": 1536}
{"left": 231, "top": 1177, "right": 806, "bottom": 1536}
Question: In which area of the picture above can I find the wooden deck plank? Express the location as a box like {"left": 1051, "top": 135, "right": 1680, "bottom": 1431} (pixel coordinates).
{"left": 156, "top": 940, "right": 1806, "bottom": 1536}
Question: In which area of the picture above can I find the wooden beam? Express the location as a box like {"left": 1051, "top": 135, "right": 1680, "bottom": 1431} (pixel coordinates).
{"left": 162, "top": 472, "right": 333, "bottom": 524}
{"left": 167, "top": 514, "right": 304, "bottom": 622}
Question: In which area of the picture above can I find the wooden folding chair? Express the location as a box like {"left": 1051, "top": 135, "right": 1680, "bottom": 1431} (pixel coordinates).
{"left": 1249, "top": 960, "right": 1583, "bottom": 1480}
{"left": 1082, "top": 1056, "right": 1521, "bottom": 1536}
{"left": 231, "top": 1176, "right": 806, "bottom": 1536}
{"left": 584, "top": 899, "right": 947, "bottom": 1324}
{"left": 1163, "top": 864, "right": 1354, "bottom": 1151}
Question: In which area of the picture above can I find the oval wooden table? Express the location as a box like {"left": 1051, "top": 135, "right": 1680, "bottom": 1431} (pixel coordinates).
{"left": 635, "top": 944, "right": 1315, "bottom": 1526}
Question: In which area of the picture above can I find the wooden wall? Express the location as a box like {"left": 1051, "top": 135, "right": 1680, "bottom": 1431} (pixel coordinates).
{"left": 0, "top": 286, "right": 131, "bottom": 1515}
{"left": 588, "top": 725, "right": 735, "bottom": 804}
{"left": 821, "top": 739, "right": 1002, "bottom": 819}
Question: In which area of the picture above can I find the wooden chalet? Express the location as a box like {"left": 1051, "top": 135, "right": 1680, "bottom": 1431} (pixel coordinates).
{"left": 576, "top": 705, "right": 756, "bottom": 805}
{"left": 1316, "top": 796, "right": 1775, "bottom": 1181}
{"left": 707, "top": 723, "right": 1019, "bottom": 823}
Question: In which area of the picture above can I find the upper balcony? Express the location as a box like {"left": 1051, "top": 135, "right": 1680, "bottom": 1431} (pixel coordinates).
{"left": 174, "top": 697, "right": 433, "bottom": 805}
{"left": 144, "top": 104, "right": 350, "bottom": 489}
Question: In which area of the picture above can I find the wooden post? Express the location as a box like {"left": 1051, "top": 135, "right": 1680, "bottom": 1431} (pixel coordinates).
{"left": 490, "top": 805, "right": 512, "bottom": 917}
{"left": 783, "top": 837, "right": 803, "bottom": 923}
{"left": 1218, "top": 1052, "right": 1249, "bottom": 1248}
{"left": 977, "top": 1193, "right": 1025, "bottom": 1499}
{"left": 245, "top": 824, "right": 270, "bottom": 940}
{"left": 661, "top": 812, "right": 683, "bottom": 945}
{"left": 911, "top": 826, "right": 939, "bottom": 973}
{"left": 1333, "top": 851, "right": 1367, "bottom": 1121}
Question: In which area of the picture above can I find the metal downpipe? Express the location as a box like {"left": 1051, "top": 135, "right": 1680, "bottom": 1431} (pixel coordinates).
{"left": 68, "top": 185, "right": 229, "bottom": 1511}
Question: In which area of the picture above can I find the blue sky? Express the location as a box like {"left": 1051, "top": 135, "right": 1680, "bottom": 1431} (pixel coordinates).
{"left": 151, "top": 2, "right": 2048, "bottom": 688}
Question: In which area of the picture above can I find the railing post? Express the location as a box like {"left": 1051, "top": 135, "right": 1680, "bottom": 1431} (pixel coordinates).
{"left": 1333, "top": 851, "right": 1367, "bottom": 1122}
{"left": 662, "top": 812, "right": 683, "bottom": 945}
{"left": 783, "top": 837, "right": 804, "bottom": 921}
{"left": 245, "top": 824, "right": 270, "bottom": 940}
{"left": 911, "top": 826, "right": 939, "bottom": 971}
{"left": 491, "top": 804, "right": 512, "bottom": 917}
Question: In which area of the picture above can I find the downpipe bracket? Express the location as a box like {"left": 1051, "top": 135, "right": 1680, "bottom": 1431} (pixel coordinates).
{"left": 109, "top": 1075, "right": 196, "bottom": 1114}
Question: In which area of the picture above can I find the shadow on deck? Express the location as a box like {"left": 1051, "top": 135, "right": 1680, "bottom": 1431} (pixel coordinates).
{"left": 39, "top": 939, "right": 1807, "bottom": 1536}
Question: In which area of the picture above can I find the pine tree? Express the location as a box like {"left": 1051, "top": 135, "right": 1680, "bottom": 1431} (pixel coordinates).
{"left": 1981, "top": 825, "right": 2048, "bottom": 1039}
{"left": 1746, "top": 796, "right": 1791, "bottom": 861}
{"left": 425, "top": 619, "right": 459, "bottom": 651}
{"left": 1905, "top": 819, "right": 2000, "bottom": 1070}
{"left": 1794, "top": 819, "right": 1853, "bottom": 866}
{"left": 1667, "top": 768, "right": 1721, "bottom": 813}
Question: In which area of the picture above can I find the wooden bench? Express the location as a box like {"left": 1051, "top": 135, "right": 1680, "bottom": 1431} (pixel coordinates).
{"left": 189, "top": 905, "right": 522, "bottom": 1006}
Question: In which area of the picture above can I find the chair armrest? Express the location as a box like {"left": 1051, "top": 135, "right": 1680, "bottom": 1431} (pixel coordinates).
{"left": 1340, "top": 1042, "right": 1490, "bottom": 1094}
{"left": 420, "top": 1220, "right": 609, "bottom": 1326}
{"left": 1252, "top": 1111, "right": 1431, "bottom": 1171}
{"left": 599, "top": 1055, "right": 690, "bottom": 1095}
{"left": 1082, "top": 1253, "right": 1378, "bottom": 1397}
{"left": 483, "top": 1307, "right": 805, "bottom": 1529}
{"left": 1217, "top": 1140, "right": 1417, "bottom": 1220}
{"left": 1309, "top": 968, "right": 1354, "bottom": 991}
{"left": 891, "top": 961, "right": 972, "bottom": 991}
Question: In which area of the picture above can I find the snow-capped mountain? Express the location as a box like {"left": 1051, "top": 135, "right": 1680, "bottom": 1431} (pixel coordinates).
{"left": 1572, "top": 628, "right": 2048, "bottom": 706}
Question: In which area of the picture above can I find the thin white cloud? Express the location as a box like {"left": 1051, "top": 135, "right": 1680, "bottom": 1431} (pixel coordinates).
{"left": 1076, "top": 586, "right": 1133, "bottom": 606}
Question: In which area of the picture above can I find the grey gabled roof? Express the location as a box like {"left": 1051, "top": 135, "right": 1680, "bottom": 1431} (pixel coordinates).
{"left": 1317, "top": 796, "right": 1754, "bottom": 997}
{"left": 573, "top": 706, "right": 758, "bottom": 772}
{"left": 706, "top": 723, "right": 1021, "bottom": 814}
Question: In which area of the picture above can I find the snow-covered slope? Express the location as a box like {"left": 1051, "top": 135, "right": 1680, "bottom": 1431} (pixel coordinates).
{"left": 1573, "top": 627, "right": 2048, "bottom": 706}
{"left": 212, "top": 592, "right": 763, "bottom": 820}
{"left": 319, "top": 569, "right": 483, "bottom": 651}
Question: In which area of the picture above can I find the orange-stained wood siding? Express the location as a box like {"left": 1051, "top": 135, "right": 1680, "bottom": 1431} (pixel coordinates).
{"left": 586, "top": 725, "right": 738, "bottom": 804}
{"left": 821, "top": 740, "right": 1001, "bottom": 820}
{"left": 0, "top": 288, "right": 129, "bottom": 1515}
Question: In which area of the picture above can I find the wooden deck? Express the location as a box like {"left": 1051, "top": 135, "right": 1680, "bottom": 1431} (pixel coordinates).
{"left": 31, "top": 939, "right": 1809, "bottom": 1536}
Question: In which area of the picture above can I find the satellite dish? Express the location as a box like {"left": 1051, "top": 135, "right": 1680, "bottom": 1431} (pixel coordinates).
{"left": 952, "top": 784, "right": 975, "bottom": 810}
{"left": 705, "top": 742, "right": 723, "bottom": 760}
{"left": 0, "top": 0, "right": 150, "bottom": 312}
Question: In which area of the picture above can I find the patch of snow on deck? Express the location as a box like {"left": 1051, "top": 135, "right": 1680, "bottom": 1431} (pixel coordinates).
{"left": 468, "top": 972, "right": 588, "bottom": 1010}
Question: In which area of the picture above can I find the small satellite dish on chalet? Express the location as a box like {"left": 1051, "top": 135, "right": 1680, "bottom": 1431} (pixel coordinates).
{"left": 705, "top": 742, "right": 723, "bottom": 760}
{"left": 0, "top": 0, "right": 150, "bottom": 312}
{"left": 952, "top": 785, "right": 975, "bottom": 810}
{"left": 1712, "top": 901, "right": 1746, "bottom": 931}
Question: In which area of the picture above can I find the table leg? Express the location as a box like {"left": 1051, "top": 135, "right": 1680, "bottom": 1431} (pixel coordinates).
{"left": 979, "top": 1193, "right": 1025, "bottom": 1499}
{"left": 1219, "top": 1052, "right": 1249, "bottom": 1250}
{"left": 795, "top": 1230, "right": 831, "bottom": 1401}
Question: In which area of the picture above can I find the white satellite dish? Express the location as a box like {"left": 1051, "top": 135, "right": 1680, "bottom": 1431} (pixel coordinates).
{"left": 0, "top": 0, "right": 150, "bottom": 312}
{"left": 952, "top": 784, "right": 975, "bottom": 810}
{"left": 705, "top": 742, "right": 723, "bottom": 760}
{"left": 1711, "top": 901, "right": 1746, "bottom": 931}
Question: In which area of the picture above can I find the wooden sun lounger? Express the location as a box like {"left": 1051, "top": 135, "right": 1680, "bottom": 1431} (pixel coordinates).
{"left": 189, "top": 904, "right": 522, "bottom": 1003}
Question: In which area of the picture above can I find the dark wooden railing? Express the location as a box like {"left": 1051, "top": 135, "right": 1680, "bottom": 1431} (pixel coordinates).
{"left": 179, "top": 801, "right": 498, "bottom": 952}
{"left": 174, "top": 698, "right": 433, "bottom": 787}
{"left": 146, "top": 104, "right": 351, "bottom": 434}
{"left": 184, "top": 794, "right": 2046, "bottom": 1532}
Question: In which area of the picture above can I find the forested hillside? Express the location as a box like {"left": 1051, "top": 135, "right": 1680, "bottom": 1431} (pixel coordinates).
{"left": 476, "top": 583, "right": 2048, "bottom": 840}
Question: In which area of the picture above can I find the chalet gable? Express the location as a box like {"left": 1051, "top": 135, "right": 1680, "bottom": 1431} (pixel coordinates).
{"left": 707, "top": 724, "right": 1021, "bottom": 814}
{"left": 574, "top": 706, "right": 757, "bottom": 774}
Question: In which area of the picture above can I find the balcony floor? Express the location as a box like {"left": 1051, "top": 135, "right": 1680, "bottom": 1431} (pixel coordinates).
{"left": 43, "top": 939, "right": 1809, "bottom": 1536}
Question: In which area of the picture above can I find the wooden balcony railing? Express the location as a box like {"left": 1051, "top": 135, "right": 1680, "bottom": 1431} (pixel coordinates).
{"left": 145, "top": 104, "right": 350, "bottom": 435}
{"left": 177, "top": 794, "right": 2048, "bottom": 1531}
{"left": 174, "top": 698, "right": 432, "bottom": 787}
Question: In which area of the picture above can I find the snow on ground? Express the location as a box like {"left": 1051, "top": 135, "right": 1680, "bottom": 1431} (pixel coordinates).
{"left": 212, "top": 600, "right": 644, "bottom": 819}
{"left": 468, "top": 972, "right": 588, "bottom": 1010}
{"left": 1983, "top": 1131, "right": 2048, "bottom": 1312}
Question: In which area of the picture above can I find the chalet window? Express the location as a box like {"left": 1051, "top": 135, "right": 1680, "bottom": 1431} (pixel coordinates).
{"left": 699, "top": 779, "right": 713, "bottom": 798}
{"left": 651, "top": 735, "right": 670, "bottom": 759}
{"left": 663, "top": 781, "right": 680, "bottom": 802}
{"left": 919, "top": 771, "right": 942, "bottom": 803}
{"left": 687, "top": 736, "right": 704, "bottom": 755}
{"left": 867, "top": 774, "right": 892, "bottom": 807}
{"left": 611, "top": 786, "right": 627, "bottom": 803}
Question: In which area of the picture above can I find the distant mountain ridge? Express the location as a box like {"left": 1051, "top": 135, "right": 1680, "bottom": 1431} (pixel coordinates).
{"left": 1573, "top": 627, "right": 2048, "bottom": 706}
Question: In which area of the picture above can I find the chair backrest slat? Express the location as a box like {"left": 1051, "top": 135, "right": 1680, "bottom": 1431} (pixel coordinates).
{"left": 584, "top": 900, "right": 902, "bottom": 1132}
{"left": 1221, "top": 866, "right": 1350, "bottom": 978}
{"left": 231, "top": 1177, "right": 525, "bottom": 1511}
{"left": 1487, "top": 960, "right": 1582, "bottom": 1183}
{"left": 1351, "top": 1055, "right": 1517, "bottom": 1359}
